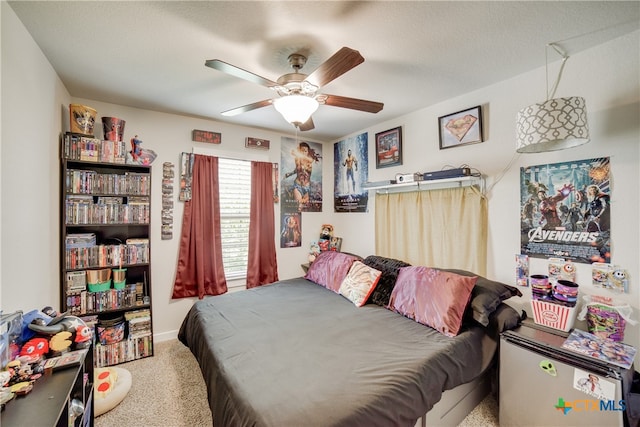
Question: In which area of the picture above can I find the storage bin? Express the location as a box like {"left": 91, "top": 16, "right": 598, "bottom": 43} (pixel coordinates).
{"left": 101, "top": 116, "right": 125, "bottom": 141}
{"left": 88, "top": 280, "right": 111, "bottom": 292}
{"left": 69, "top": 104, "right": 97, "bottom": 135}
{"left": 112, "top": 268, "right": 126, "bottom": 290}
{"left": 531, "top": 299, "right": 578, "bottom": 332}
{"left": 96, "top": 314, "right": 126, "bottom": 345}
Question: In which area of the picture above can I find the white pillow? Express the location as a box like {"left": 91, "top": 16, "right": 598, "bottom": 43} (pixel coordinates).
{"left": 339, "top": 261, "right": 382, "bottom": 307}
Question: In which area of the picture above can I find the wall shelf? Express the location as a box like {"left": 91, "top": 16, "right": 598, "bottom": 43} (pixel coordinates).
{"left": 362, "top": 175, "right": 484, "bottom": 194}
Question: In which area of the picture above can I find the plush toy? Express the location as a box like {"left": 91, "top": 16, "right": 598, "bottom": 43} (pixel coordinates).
{"left": 49, "top": 331, "right": 73, "bottom": 355}
{"left": 319, "top": 224, "right": 334, "bottom": 241}
{"left": 4, "top": 357, "right": 43, "bottom": 387}
{"left": 560, "top": 262, "right": 576, "bottom": 282}
{"left": 318, "top": 239, "right": 330, "bottom": 252}
{"left": 21, "top": 309, "right": 55, "bottom": 343}
{"left": 74, "top": 325, "right": 93, "bottom": 349}
{"left": 592, "top": 263, "right": 612, "bottom": 288}
{"left": 94, "top": 367, "right": 132, "bottom": 416}
{"left": 19, "top": 338, "right": 49, "bottom": 358}
{"left": 608, "top": 269, "right": 629, "bottom": 293}
{"left": 308, "top": 241, "right": 321, "bottom": 263}
{"left": 95, "top": 367, "right": 118, "bottom": 399}
{"left": 28, "top": 314, "right": 87, "bottom": 336}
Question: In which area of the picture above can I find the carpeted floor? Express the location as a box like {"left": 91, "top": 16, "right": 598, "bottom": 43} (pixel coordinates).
{"left": 95, "top": 339, "right": 499, "bottom": 426}
{"left": 458, "top": 393, "right": 499, "bottom": 427}
{"left": 94, "top": 339, "right": 212, "bottom": 427}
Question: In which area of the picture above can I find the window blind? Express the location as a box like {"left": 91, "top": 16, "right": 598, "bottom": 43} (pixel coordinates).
{"left": 218, "top": 158, "right": 251, "bottom": 279}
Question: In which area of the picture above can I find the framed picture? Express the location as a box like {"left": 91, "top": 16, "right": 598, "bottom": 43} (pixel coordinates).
{"left": 438, "top": 105, "right": 483, "bottom": 149}
{"left": 375, "top": 126, "right": 402, "bottom": 168}
{"left": 192, "top": 129, "right": 221, "bottom": 144}
{"left": 245, "top": 137, "right": 270, "bottom": 149}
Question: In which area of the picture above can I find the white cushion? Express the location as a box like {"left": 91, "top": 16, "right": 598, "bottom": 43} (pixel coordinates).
{"left": 94, "top": 367, "right": 132, "bottom": 416}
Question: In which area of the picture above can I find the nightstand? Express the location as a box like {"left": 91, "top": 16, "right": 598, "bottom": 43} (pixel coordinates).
{"left": 499, "top": 322, "right": 633, "bottom": 426}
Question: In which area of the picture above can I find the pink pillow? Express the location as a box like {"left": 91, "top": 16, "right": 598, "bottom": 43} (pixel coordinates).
{"left": 304, "top": 251, "right": 360, "bottom": 293}
{"left": 389, "top": 266, "right": 477, "bottom": 337}
{"left": 339, "top": 261, "right": 382, "bottom": 307}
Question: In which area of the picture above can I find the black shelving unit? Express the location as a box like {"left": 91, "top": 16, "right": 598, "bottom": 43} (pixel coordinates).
{"left": 60, "top": 132, "right": 153, "bottom": 367}
{"left": 1, "top": 345, "right": 94, "bottom": 427}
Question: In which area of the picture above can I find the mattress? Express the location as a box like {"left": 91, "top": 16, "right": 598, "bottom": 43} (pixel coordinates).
{"left": 178, "top": 277, "right": 500, "bottom": 427}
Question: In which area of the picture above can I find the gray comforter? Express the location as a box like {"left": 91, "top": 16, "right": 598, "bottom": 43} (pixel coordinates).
{"left": 178, "top": 278, "right": 497, "bottom": 427}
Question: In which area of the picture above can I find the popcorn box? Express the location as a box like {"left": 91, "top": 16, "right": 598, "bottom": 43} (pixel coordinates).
{"left": 531, "top": 299, "right": 578, "bottom": 332}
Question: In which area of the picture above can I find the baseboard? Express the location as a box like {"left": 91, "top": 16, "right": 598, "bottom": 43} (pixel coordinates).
{"left": 154, "top": 329, "right": 179, "bottom": 343}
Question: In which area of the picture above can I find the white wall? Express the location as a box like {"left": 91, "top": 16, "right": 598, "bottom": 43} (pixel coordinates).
{"left": 334, "top": 31, "right": 640, "bottom": 351}
{"left": 63, "top": 98, "right": 332, "bottom": 339}
{"left": 2, "top": 3, "right": 638, "bottom": 352}
{"left": 1, "top": 2, "right": 328, "bottom": 341}
{"left": 1, "top": 2, "right": 71, "bottom": 311}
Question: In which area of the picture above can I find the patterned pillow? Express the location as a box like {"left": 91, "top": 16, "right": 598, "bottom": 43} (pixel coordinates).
{"left": 439, "top": 268, "right": 522, "bottom": 327}
{"left": 389, "top": 266, "right": 477, "bottom": 337}
{"left": 339, "top": 261, "right": 382, "bottom": 307}
{"left": 304, "top": 251, "right": 361, "bottom": 293}
{"left": 363, "top": 255, "right": 411, "bottom": 306}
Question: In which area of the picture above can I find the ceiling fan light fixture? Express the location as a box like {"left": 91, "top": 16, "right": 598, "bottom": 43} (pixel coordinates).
{"left": 273, "top": 95, "right": 319, "bottom": 126}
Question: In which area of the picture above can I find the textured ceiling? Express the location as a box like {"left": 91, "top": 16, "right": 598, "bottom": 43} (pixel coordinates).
{"left": 8, "top": 1, "right": 640, "bottom": 141}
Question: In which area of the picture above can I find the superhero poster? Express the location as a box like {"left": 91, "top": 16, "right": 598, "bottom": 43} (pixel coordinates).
{"left": 280, "top": 137, "right": 323, "bottom": 213}
{"left": 280, "top": 212, "right": 302, "bottom": 248}
{"left": 334, "top": 132, "right": 369, "bottom": 212}
{"left": 520, "top": 157, "right": 611, "bottom": 264}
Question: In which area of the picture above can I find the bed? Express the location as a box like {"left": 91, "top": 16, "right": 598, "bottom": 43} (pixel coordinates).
{"left": 179, "top": 253, "right": 522, "bottom": 427}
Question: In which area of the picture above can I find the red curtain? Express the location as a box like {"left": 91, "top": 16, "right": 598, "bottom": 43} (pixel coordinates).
{"left": 246, "top": 161, "right": 279, "bottom": 288}
{"left": 172, "top": 155, "right": 227, "bottom": 299}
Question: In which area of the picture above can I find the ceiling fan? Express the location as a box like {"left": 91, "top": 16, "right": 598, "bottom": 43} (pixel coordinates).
{"left": 205, "top": 46, "right": 384, "bottom": 131}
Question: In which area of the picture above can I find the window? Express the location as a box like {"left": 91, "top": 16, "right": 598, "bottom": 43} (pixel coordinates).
{"left": 218, "top": 158, "right": 251, "bottom": 279}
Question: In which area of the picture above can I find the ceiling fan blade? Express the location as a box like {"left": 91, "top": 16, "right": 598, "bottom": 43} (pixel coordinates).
{"left": 297, "top": 117, "right": 315, "bottom": 131}
{"left": 205, "top": 59, "right": 279, "bottom": 88}
{"left": 221, "top": 99, "right": 273, "bottom": 116}
{"left": 322, "top": 94, "right": 383, "bottom": 113}
{"left": 304, "top": 47, "right": 364, "bottom": 88}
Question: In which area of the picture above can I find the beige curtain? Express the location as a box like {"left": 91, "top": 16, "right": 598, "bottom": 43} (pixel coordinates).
{"left": 375, "top": 186, "right": 487, "bottom": 275}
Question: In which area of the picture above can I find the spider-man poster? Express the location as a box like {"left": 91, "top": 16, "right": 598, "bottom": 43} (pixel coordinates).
{"left": 520, "top": 157, "right": 611, "bottom": 264}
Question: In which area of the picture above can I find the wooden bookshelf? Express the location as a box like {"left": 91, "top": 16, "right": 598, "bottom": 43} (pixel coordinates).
{"left": 60, "top": 132, "right": 154, "bottom": 368}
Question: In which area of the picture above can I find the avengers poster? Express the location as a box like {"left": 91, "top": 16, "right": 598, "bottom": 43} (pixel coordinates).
{"left": 334, "top": 132, "right": 369, "bottom": 212}
{"left": 520, "top": 157, "right": 611, "bottom": 264}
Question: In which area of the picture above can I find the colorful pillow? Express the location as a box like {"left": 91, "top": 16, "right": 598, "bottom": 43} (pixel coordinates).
{"left": 389, "top": 266, "right": 477, "bottom": 337}
{"left": 440, "top": 268, "right": 523, "bottom": 327}
{"left": 304, "top": 251, "right": 360, "bottom": 293}
{"left": 339, "top": 261, "right": 382, "bottom": 307}
{"left": 363, "top": 255, "right": 411, "bottom": 306}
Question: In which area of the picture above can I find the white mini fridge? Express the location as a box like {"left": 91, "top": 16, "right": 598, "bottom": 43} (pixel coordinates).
{"left": 500, "top": 323, "right": 633, "bottom": 427}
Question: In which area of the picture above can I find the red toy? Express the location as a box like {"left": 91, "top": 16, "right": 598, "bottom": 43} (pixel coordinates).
{"left": 19, "top": 338, "right": 49, "bottom": 357}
